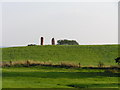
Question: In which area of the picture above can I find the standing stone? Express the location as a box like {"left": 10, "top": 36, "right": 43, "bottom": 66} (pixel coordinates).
{"left": 41, "top": 37, "right": 44, "bottom": 45}
{"left": 52, "top": 38, "right": 55, "bottom": 45}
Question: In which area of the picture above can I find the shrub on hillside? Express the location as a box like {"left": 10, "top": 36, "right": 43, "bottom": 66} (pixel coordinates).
{"left": 98, "top": 61, "right": 104, "bottom": 67}
{"left": 57, "top": 39, "right": 79, "bottom": 45}
{"left": 28, "top": 44, "right": 36, "bottom": 46}
{"left": 60, "top": 62, "right": 78, "bottom": 68}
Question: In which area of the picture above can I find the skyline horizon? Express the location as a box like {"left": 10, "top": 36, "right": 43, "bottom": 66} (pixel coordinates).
{"left": 1, "top": 42, "right": 119, "bottom": 47}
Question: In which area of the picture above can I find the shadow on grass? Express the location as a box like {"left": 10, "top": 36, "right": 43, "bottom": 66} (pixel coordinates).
{"left": 67, "top": 83, "right": 119, "bottom": 88}
{"left": 3, "top": 71, "right": 119, "bottom": 79}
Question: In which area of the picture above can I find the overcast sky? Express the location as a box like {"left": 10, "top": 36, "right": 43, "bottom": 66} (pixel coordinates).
{"left": 1, "top": 0, "right": 118, "bottom": 47}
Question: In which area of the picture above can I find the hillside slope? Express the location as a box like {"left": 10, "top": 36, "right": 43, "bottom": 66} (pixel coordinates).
{"left": 2, "top": 45, "right": 118, "bottom": 65}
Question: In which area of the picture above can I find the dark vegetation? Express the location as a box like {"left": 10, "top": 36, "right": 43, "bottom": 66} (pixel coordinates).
{"left": 115, "top": 57, "right": 120, "bottom": 64}
{"left": 57, "top": 39, "right": 79, "bottom": 45}
{"left": 27, "top": 44, "right": 36, "bottom": 46}
{"left": 1, "top": 60, "right": 120, "bottom": 70}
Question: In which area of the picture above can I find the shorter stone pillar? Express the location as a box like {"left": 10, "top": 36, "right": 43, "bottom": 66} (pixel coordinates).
{"left": 51, "top": 38, "right": 55, "bottom": 45}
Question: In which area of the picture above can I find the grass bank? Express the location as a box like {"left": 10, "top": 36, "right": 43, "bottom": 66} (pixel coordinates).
{"left": 2, "top": 45, "right": 118, "bottom": 66}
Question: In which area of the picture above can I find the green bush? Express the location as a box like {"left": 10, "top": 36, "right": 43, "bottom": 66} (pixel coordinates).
{"left": 57, "top": 39, "right": 79, "bottom": 45}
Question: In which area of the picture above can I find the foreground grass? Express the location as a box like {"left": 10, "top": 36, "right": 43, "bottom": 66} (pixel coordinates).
{"left": 2, "top": 66, "right": 119, "bottom": 88}
{"left": 2, "top": 45, "right": 118, "bottom": 66}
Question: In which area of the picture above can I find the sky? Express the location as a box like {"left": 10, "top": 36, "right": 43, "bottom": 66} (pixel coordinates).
{"left": 1, "top": 0, "right": 119, "bottom": 47}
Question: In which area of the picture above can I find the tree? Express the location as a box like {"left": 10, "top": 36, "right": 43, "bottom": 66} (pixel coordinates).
{"left": 115, "top": 57, "right": 120, "bottom": 64}
{"left": 57, "top": 39, "right": 79, "bottom": 45}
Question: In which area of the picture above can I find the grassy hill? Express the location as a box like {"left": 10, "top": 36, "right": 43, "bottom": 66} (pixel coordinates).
{"left": 2, "top": 45, "right": 118, "bottom": 66}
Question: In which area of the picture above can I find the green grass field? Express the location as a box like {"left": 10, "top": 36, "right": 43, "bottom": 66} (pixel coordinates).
{"left": 2, "top": 45, "right": 119, "bottom": 66}
{"left": 2, "top": 45, "right": 119, "bottom": 88}
{"left": 2, "top": 66, "right": 119, "bottom": 88}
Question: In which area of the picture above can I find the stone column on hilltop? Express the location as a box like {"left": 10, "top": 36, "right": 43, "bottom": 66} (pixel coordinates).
{"left": 51, "top": 38, "right": 55, "bottom": 45}
{"left": 41, "top": 37, "right": 44, "bottom": 45}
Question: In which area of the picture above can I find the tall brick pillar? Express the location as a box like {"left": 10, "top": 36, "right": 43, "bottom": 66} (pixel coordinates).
{"left": 41, "top": 37, "right": 44, "bottom": 45}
